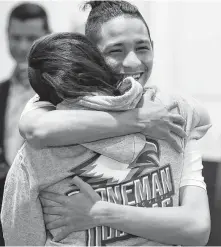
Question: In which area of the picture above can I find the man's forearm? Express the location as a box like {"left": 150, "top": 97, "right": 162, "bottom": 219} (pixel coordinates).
{"left": 21, "top": 96, "right": 186, "bottom": 150}
{"left": 29, "top": 109, "right": 144, "bottom": 147}
{"left": 93, "top": 202, "right": 209, "bottom": 246}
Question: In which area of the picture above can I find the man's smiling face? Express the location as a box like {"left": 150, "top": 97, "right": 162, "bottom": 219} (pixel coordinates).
{"left": 97, "top": 15, "right": 154, "bottom": 87}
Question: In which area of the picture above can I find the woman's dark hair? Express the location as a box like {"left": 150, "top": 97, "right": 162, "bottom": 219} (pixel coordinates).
{"left": 83, "top": 1, "right": 152, "bottom": 44}
{"left": 28, "top": 32, "right": 120, "bottom": 105}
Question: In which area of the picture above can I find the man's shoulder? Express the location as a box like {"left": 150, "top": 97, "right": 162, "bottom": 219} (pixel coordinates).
{"left": 152, "top": 88, "right": 183, "bottom": 108}
{"left": 20, "top": 94, "right": 56, "bottom": 120}
{"left": 154, "top": 88, "right": 205, "bottom": 115}
{"left": 154, "top": 88, "right": 211, "bottom": 138}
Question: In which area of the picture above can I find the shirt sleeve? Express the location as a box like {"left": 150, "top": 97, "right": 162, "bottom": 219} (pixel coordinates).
{"left": 183, "top": 96, "right": 212, "bottom": 141}
{"left": 180, "top": 140, "right": 206, "bottom": 190}
{"left": 20, "top": 94, "right": 55, "bottom": 120}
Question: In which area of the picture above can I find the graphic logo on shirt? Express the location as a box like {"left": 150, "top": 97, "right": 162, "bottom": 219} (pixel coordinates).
{"left": 66, "top": 138, "right": 175, "bottom": 246}
{"left": 131, "top": 138, "right": 160, "bottom": 169}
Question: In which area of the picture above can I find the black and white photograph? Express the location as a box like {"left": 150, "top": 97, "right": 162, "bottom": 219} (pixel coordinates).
{"left": 0, "top": 0, "right": 220, "bottom": 246}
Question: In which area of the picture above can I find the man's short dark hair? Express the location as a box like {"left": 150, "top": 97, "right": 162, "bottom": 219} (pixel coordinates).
{"left": 83, "top": 1, "right": 152, "bottom": 44}
{"left": 7, "top": 2, "right": 50, "bottom": 32}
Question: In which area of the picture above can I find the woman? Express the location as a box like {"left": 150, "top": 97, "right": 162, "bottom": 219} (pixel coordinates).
{"left": 1, "top": 32, "right": 151, "bottom": 246}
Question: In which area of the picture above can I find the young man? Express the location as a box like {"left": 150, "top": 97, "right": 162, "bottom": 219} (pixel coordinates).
{"left": 0, "top": 2, "right": 50, "bottom": 245}
{"left": 18, "top": 1, "right": 211, "bottom": 246}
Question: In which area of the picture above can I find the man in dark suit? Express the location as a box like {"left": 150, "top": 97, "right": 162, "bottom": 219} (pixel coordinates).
{"left": 0, "top": 2, "right": 50, "bottom": 245}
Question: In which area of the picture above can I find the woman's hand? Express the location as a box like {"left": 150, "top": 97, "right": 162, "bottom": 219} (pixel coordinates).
{"left": 40, "top": 176, "right": 105, "bottom": 241}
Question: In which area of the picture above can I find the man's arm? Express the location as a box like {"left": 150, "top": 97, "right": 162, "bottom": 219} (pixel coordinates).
{"left": 42, "top": 179, "right": 210, "bottom": 246}
{"left": 19, "top": 96, "right": 186, "bottom": 151}
{"left": 20, "top": 107, "right": 143, "bottom": 148}
{"left": 41, "top": 139, "right": 210, "bottom": 246}
{"left": 96, "top": 186, "right": 210, "bottom": 246}
{"left": 94, "top": 101, "right": 211, "bottom": 245}
{"left": 96, "top": 141, "right": 210, "bottom": 246}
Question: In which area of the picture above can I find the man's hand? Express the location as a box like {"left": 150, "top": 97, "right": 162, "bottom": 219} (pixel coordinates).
{"left": 41, "top": 176, "right": 103, "bottom": 242}
{"left": 137, "top": 90, "right": 186, "bottom": 153}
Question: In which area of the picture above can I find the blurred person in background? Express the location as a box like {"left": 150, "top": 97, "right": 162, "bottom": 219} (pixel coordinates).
{"left": 0, "top": 2, "right": 50, "bottom": 245}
